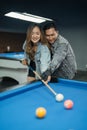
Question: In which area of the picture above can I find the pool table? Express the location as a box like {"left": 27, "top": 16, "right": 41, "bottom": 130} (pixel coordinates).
{"left": 0, "top": 52, "right": 28, "bottom": 84}
{"left": 0, "top": 78, "right": 87, "bottom": 130}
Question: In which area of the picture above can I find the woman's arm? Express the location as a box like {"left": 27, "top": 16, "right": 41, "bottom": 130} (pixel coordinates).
{"left": 40, "top": 45, "right": 51, "bottom": 73}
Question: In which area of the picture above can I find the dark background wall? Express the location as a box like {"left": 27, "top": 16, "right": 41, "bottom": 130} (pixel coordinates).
{"left": 0, "top": 32, "right": 25, "bottom": 53}
{"left": 60, "top": 26, "right": 87, "bottom": 70}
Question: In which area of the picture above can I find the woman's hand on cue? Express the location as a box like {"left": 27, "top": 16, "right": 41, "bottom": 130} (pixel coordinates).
{"left": 21, "top": 59, "right": 28, "bottom": 65}
{"left": 45, "top": 76, "right": 51, "bottom": 84}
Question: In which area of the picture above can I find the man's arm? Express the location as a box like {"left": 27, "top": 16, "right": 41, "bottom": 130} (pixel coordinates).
{"left": 41, "top": 43, "right": 68, "bottom": 82}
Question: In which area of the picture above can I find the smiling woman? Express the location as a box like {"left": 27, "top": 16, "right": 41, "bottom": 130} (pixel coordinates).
{"left": 22, "top": 23, "right": 51, "bottom": 83}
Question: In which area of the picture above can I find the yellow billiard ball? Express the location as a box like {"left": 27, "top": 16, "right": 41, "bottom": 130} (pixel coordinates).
{"left": 35, "top": 107, "right": 47, "bottom": 118}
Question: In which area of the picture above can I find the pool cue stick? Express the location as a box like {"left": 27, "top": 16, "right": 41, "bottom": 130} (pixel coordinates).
{"left": 10, "top": 58, "right": 57, "bottom": 96}
{"left": 29, "top": 66, "right": 57, "bottom": 96}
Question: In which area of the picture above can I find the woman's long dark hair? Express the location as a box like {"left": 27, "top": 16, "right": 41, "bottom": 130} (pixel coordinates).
{"left": 25, "top": 23, "right": 50, "bottom": 60}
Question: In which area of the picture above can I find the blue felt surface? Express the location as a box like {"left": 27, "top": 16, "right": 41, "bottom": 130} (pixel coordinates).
{"left": 0, "top": 79, "right": 87, "bottom": 130}
{"left": 0, "top": 52, "right": 25, "bottom": 59}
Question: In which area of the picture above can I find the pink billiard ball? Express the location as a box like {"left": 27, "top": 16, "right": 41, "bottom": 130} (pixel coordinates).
{"left": 64, "top": 99, "right": 74, "bottom": 109}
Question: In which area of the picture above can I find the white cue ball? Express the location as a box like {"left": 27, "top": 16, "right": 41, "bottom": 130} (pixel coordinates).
{"left": 55, "top": 93, "right": 64, "bottom": 102}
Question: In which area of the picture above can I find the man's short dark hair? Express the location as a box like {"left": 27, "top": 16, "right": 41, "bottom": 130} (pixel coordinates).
{"left": 43, "top": 21, "right": 58, "bottom": 32}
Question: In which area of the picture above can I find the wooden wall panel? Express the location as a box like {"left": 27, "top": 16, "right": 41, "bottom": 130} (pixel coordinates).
{"left": 0, "top": 32, "right": 26, "bottom": 53}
